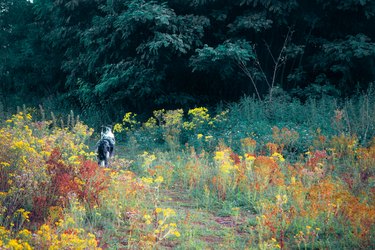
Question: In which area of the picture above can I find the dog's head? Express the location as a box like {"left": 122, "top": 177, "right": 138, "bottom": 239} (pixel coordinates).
{"left": 101, "top": 126, "right": 112, "bottom": 136}
{"left": 101, "top": 126, "right": 115, "bottom": 141}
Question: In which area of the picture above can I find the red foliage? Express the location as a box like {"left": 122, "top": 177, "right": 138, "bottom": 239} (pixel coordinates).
{"left": 47, "top": 148, "right": 72, "bottom": 176}
{"left": 31, "top": 149, "right": 110, "bottom": 222}
{"left": 56, "top": 173, "right": 80, "bottom": 197}
{"left": 29, "top": 149, "right": 71, "bottom": 221}
{"left": 32, "top": 195, "right": 49, "bottom": 222}
{"left": 230, "top": 152, "right": 241, "bottom": 165}
{"left": 306, "top": 150, "right": 328, "bottom": 168}
{"left": 46, "top": 149, "right": 78, "bottom": 206}
{"left": 78, "top": 160, "right": 110, "bottom": 207}
{"left": 253, "top": 156, "right": 284, "bottom": 187}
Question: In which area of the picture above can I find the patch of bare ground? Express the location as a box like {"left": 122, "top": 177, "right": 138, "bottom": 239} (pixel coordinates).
{"left": 159, "top": 189, "right": 254, "bottom": 247}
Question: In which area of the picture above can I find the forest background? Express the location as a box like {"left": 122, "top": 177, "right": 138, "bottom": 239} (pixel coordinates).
{"left": 1, "top": 0, "right": 375, "bottom": 125}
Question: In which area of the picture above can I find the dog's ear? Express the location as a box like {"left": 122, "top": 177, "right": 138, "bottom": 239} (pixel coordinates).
{"left": 106, "top": 125, "right": 113, "bottom": 132}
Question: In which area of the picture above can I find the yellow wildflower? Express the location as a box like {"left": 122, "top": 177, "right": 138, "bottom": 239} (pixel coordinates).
{"left": 162, "top": 208, "right": 176, "bottom": 217}
{"left": 214, "top": 151, "right": 225, "bottom": 161}
{"left": 55, "top": 219, "right": 64, "bottom": 227}
{"left": 291, "top": 176, "right": 296, "bottom": 184}
{"left": 6, "top": 239, "right": 24, "bottom": 250}
{"left": 143, "top": 214, "right": 152, "bottom": 225}
{"left": 245, "top": 153, "right": 256, "bottom": 161}
{"left": 205, "top": 135, "right": 213, "bottom": 141}
{"left": 183, "top": 121, "right": 195, "bottom": 130}
{"left": 15, "top": 208, "right": 30, "bottom": 222}
{"left": 271, "top": 152, "right": 285, "bottom": 162}
{"left": 141, "top": 177, "right": 154, "bottom": 184}
{"left": 17, "top": 229, "right": 32, "bottom": 240}
{"left": 154, "top": 176, "right": 164, "bottom": 183}
{"left": 144, "top": 117, "right": 157, "bottom": 128}
{"left": 0, "top": 162, "right": 10, "bottom": 167}
{"left": 220, "top": 162, "right": 237, "bottom": 174}
{"left": 65, "top": 216, "right": 76, "bottom": 226}
{"left": 173, "top": 231, "right": 181, "bottom": 237}
{"left": 153, "top": 109, "right": 165, "bottom": 119}
{"left": 113, "top": 123, "right": 123, "bottom": 133}
{"left": 142, "top": 151, "right": 157, "bottom": 167}
{"left": 188, "top": 107, "right": 210, "bottom": 120}
{"left": 276, "top": 194, "right": 288, "bottom": 204}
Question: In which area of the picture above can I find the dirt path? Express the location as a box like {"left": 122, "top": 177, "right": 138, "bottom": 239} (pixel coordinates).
{"left": 158, "top": 189, "right": 252, "bottom": 249}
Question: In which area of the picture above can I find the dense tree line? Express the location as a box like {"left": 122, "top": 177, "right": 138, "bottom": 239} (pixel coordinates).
{"left": 1, "top": 0, "right": 375, "bottom": 118}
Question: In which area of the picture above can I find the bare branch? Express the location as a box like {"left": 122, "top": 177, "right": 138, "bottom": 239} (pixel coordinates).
{"left": 236, "top": 59, "right": 261, "bottom": 101}
{"left": 234, "top": 28, "right": 294, "bottom": 102}
{"left": 253, "top": 49, "right": 271, "bottom": 88}
{"left": 264, "top": 41, "right": 277, "bottom": 64}
{"left": 268, "top": 28, "right": 294, "bottom": 102}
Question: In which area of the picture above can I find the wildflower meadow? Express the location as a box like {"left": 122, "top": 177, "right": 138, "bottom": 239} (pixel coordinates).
{"left": 0, "top": 95, "right": 375, "bottom": 249}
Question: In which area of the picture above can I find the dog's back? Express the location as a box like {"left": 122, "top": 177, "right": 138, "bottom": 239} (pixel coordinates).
{"left": 97, "top": 139, "right": 111, "bottom": 164}
{"left": 97, "top": 126, "right": 115, "bottom": 167}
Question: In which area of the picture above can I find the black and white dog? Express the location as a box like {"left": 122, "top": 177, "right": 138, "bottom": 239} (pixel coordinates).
{"left": 96, "top": 126, "right": 115, "bottom": 167}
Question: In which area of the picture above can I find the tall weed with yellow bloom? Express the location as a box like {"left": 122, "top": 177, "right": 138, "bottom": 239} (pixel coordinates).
{"left": 0, "top": 111, "right": 101, "bottom": 244}
{"left": 35, "top": 222, "right": 100, "bottom": 249}
{"left": 0, "top": 216, "right": 100, "bottom": 249}
{"left": 123, "top": 173, "right": 181, "bottom": 249}
{"left": 183, "top": 107, "right": 211, "bottom": 131}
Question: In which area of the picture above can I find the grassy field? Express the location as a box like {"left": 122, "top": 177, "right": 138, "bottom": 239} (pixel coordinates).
{"left": 0, "top": 94, "right": 374, "bottom": 249}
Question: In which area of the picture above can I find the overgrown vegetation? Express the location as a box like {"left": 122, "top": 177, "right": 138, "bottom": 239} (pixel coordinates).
{"left": 116, "top": 87, "right": 375, "bottom": 156}
{"left": 1, "top": 92, "right": 374, "bottom": 248}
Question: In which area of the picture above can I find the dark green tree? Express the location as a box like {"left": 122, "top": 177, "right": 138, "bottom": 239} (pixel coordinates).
{"left": 1, "top": 0, "right": 35, "bottom": 105}
{"left": 1, "top": 0, "right": 374, "bottom": 116}
{"left": 60, "top": 0, "right": 209, "bottom": 115}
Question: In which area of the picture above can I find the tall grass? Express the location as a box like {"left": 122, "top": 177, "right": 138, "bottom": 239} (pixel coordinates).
{"left": 0, "top": 88, "right": 374, "bottom": 249}
{"left": 113, "top": 87, "right": 374, "bottom": 163}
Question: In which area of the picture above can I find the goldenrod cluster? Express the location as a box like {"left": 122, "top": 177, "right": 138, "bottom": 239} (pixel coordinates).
{"left": 0, "top": 112, "right": 100, "bottom": 249}
{"left": 214, "top": 148, "right": 238, "bottom": 174}
{"left": 114, "top": 112, "right": 140, "bottom": 132}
